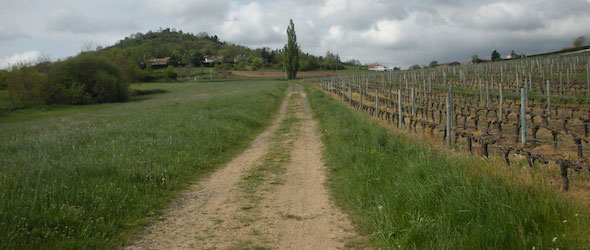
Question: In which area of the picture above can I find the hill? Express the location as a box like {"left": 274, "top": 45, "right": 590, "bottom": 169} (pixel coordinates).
{"left": 96, "top": 28, "right": 351, "bottom": 82}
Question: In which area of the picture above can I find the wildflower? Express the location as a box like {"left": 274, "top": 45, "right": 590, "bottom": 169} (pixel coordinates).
{"left": 562, "top": 220, "right": 567, "bottom": 224}
{"left": 552, "top": 237, "right": 558, "bottom": 243}
{"left": 575, "top": 213, "right": 579, "bottom": 217}
{"left": 378, "top": 205, "right": 383, "bottom": 211}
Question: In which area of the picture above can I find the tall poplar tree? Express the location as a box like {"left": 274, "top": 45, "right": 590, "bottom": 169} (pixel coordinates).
{"left": 284, "top": 19, "right": 299, "bottom": 79}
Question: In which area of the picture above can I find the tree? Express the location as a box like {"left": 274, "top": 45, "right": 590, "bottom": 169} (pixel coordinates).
{"left": 573, "top": 36, "right": 586, "bottom": 48}
{"left": 249, "top": 57, "right": 263, "bottom": 70}
{"left": 429, "top": 61, "right": 438, "bottom": 68}
{"left": 284, "top": 19, "right": 299, "bottom": 79}
{"left": 409, "top": 64, "right": 421, "bottom": 70}
{"left": 345, "top": 59, "right": 361, "bottom": 66}
{"left": 491, "top": 50, "right": 501, "bottom": 61}
{"left": 260, "top": 47, "right": 270, "bottom": 63}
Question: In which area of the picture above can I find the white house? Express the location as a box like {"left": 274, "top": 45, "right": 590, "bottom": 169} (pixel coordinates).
{"left": 368, "top": 63, "right": 387, "bottom": 71}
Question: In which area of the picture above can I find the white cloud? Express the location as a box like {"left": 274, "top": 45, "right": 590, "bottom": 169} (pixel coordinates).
{"left": 316, "top": 0, "right": 407, "bottom": 30}
{"left": 318, "top": 0, "right": 347, "bottom": 18}
{"left": 0, "top": 51, "right": 41, "bottom": 69}
{"left": 216, "top": 2, "right": 282, "bottom": 45}
{"left": 360, "top": 19, "right": 404, "bottom": 48}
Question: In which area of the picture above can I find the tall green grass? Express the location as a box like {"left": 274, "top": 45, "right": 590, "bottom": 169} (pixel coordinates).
{"left": 304, "top": 85, "right": 590, "bottom": 249}
{"left": 0, "top": 81, "right": 286, "bottom": 249}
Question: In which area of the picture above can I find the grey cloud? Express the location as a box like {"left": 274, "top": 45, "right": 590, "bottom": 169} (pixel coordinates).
{"left": 533, "top": 0, "right": 590, "bottom": 20}
{"left": 45, "top": 12, "right": 140, "bottom": 34}
{"left": 450, "top": 2, "right": 547, "bottom": 31}
{"left": 143, "top": 0, "right": 229, "bottom": 24}
{"left": 0, "top": 27, "right": 31, "bottom": 41}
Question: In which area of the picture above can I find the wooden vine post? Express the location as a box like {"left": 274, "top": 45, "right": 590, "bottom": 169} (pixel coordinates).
{"left": 411, "top": 88, "right": 415, "bottom": 116}
{"left": 398, "top": 89, "right": 403, "bottom": 128}
{"left": 446, "top": 86, "right": 453, "bottom": 148}
{"left": 587, "top": 63, "right": 589, "bottom": 96}
{"left": 375, "top": 88, "right": 379, "bottom": 117}
{"left": 359, "top": 81, "right": 363, "bottom": 110}
{"left": 486, "top": 80, "right": 490, "bottom": 108}
{"left": 546, "top": 80, "right": 551, "bottom": 117}
{"left": 521, "top": 88, "right": 527, "bottom": 147}
{"left": 499, "top": 83, "right": 503, "bottom": 121}
{"left": 349, "top": 81, "right": 352, "bottom": 106}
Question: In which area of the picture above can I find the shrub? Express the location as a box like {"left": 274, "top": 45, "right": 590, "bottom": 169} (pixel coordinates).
{"left": 47, "top": 53, "right": 129, "bottom": 104}
{"left": 166, "top": 66, "right": 178, "bottom": 80}
{"left": 0, "top": 70, "right": 8, "bottom": 90}
{"left": 6, "top": 65, "right": 46, "bottom": 108}
{"left": 249, "top": 57, "right": 263, "bottom": 71}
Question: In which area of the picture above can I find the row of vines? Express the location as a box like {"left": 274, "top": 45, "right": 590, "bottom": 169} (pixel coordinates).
{"left": 310, "top": 53, "right": 590, "bottom": 191}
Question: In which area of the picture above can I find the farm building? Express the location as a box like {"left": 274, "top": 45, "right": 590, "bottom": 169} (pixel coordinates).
{"left": 147, "top": 57, "right": 171, "bottom": 69}
{"left": 368, "top": 63, "right": 387, "bottom": 71}
{"left": 506, "top": 51, "right": 521, "bottom": 59}
{"left": 204, "top": 55, "right": 223, "bottom": 64}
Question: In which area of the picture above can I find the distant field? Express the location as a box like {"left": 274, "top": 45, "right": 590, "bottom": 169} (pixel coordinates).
{"left": 229, "top": 65, "right": 367, "bottom": 79}
{"left": 0, "top": 80, "right": 286, "bottom": 249}
{"left": 230, "top": 70, "right": 339, "bottom": 78}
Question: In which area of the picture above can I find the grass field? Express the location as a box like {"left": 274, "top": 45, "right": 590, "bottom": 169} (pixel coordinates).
{"left": 304, "top": 84, "right": 590, "bottom": 249}
{"left": 0, "top": 80, "right": 286, "bottom": 249}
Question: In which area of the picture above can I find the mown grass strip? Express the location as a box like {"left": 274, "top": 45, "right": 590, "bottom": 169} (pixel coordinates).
{"left": 0, "top": 81, "right": 286, "bottom": 249}
{"left": 240, "top": 92, "right": 301, "bottom": 197}
{"left": 304, "top": 84, "right": 590, "bottom": 250}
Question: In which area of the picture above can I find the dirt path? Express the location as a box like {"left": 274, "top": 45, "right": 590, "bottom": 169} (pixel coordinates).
{"left": 126, "top": 85, "right": 360, "bottom": 249}
{"left": 268, "top": 86, "right": 358, "bottom": 249}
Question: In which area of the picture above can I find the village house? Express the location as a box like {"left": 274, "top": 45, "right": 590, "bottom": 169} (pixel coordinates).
{"left": 147, "top": 57, "right": 170, "bottom": 69}
{"left": 368, "top": 63, "right": 387, "bottom": 71}
{"left": 203, "top": 55, "right": 224, "bottom": 65}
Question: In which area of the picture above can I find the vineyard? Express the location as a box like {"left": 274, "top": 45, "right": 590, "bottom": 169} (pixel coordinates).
{"left": 310, "top": 53, "right": 590, "bottom": 191}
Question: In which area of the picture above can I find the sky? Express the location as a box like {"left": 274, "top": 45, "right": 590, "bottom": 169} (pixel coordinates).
{"left": 1, "top": 0, "right": 589, "bottom": 69}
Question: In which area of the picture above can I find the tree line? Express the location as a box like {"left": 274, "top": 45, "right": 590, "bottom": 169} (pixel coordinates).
{"left": 1, "top": 27, "right": 357, "bottom": 108}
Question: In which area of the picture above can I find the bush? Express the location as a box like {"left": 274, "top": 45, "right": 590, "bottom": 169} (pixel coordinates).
{"left": 249, "top": 58, "right": 263, "bottom": 71}
{"left": 6, "top": 65, "right": 46, "bottom": 108}
{"left": 166, "top": 66, "right": 177, "bottom": 80}
{"left": 0, "top": 70, "right": 8, "bottom": 90}
{"left": 46, "top": 53, "right": 129, "bottom": 104}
